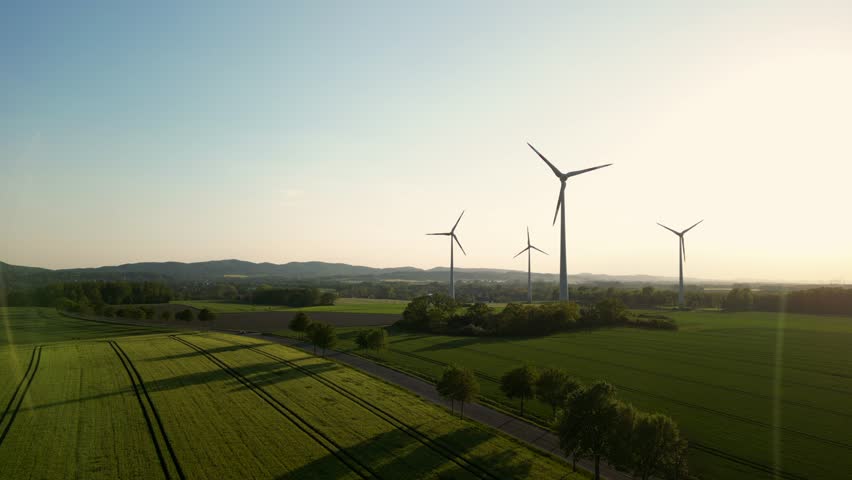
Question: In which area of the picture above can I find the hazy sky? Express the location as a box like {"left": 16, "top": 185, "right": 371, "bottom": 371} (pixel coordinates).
{"left": 2, "top": 2, "right": 850, "bottom": 283}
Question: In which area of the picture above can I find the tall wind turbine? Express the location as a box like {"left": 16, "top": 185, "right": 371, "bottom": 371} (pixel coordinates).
{"left": 657, "top": 220, "right": 703, "bottom": 308}
{"left": 427, "top": 211, "right": 466, "bottom": 299}
{"left": 513, "top": 227, "right": 548, "bottom": 303}
{"left": 528, "top": 143, "right": 612, "bottom": 302}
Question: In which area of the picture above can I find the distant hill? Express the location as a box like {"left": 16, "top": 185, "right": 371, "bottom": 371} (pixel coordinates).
{"left": 1, "top": 258, "right": 733, "bottom": 288}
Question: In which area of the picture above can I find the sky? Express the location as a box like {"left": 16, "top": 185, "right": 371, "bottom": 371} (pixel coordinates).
{"left": 2, "top": 1, "right": 851, "bottom": 283}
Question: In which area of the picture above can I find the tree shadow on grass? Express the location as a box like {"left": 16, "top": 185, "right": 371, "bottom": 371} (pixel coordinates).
{"left": 279, "top": 426, "right": 535, "bottom": 480}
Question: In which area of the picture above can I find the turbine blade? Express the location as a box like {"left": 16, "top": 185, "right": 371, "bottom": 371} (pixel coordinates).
{"left": 426, "top": 232, "right": 451, "bottom": 236}
{"left": 513, "top": 246, "right": 530, "bottom": 259}
{"left": 565, "top": 163, "right": 613, "bottom": 178}
{"left": 681, "top": 236, "right": 687, "bottom": 263}
{"left": 682, "top": 219, "right": 704, "bottom": 234}
{"left": 451, "top": 210, "right": 465, "bottom": 233}
{"left": 552, "top": 182, "right": 566, "bottom": 226}
{"left": 527, "top": 143, "right": 563, "bottom": 178}
{"left": 453, "top": 234, "right": 467, "bottom": 256}
{"left": 526, "top": 226, "right": 530, "bottom": 247}
{"left": 657, "top": 223, "right": 680, "bottom": 236}
{"left": 531, "top": 245, "right": 549, "bottom": 255}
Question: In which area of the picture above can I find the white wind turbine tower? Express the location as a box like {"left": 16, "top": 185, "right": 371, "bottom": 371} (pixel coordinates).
{"left": 528, "top": 143, "right": 613, "bottom": 302}
{"left": 657, "top": 220, "right": 703, "bottom": 308}
{"left": 427, "top": 211, "right": 467, "bottom": 299}
{"left": 514, "top": 227, "right": 548, "bottom": 303}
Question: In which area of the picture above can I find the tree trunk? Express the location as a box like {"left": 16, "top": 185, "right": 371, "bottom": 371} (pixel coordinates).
{"left": 572, "top": 456, "right": 576, "bottom": 472}
{"left": 594, "top": 455, "right": 600, "bottom": 480}
{"left": 520, "top": 397, "right": 525, "bottom": 417}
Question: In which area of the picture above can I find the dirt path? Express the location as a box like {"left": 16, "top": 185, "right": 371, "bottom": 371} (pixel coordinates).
{"left": 258, "top": 333, "right": 632, "bottom": 480}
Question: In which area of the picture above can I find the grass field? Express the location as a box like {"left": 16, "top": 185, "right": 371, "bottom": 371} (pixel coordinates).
{"left": 0, "top": 307, "right": 584, "bottom": 479}
{"left": 276, "top": 310, "right": 852, "bottom": 480}
{"left": 176, "top": 298, "right": 411, "bottom": 315}
{"left": 176, "top": 298, "right": 508, "bottom": 316}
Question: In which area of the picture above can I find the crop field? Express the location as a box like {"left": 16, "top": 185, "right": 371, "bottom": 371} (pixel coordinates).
{"left": 175, "top": 298, "right": 410, "bottom": 315}
{"left": 0, "top": 307, "right": 584, "bottom": 479}
{"left": 177, "top": 298, "right": 507, "bottom": 316}
{"left": 277, "top": 310, "right": 852, "bottom": 480}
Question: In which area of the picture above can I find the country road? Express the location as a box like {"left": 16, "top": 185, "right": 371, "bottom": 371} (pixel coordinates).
{"left": 257, "top": 333, "right": 633, "bottom": 480}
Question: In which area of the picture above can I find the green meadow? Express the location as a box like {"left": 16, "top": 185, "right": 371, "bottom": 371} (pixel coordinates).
{"left": 0, "top": 307, "right": 583, "bottom": 480}
{"left": 277, "top": 310, "right": 852, "bottom": 480}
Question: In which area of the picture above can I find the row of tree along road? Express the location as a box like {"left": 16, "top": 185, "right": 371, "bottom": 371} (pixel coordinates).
{"left": 437, "top": 363, "right": 688, "bottom": 480}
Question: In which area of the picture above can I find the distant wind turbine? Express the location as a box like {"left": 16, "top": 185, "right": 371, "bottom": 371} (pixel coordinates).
{"left": 427, "top": 211, "right": 466, "bottom": 299}
{"left": 513, "top": 227, "right": 548, "bottom": 303}
{"left": 528, "top": 143, "right": 613, "bottom": 302}
{"left": 657, "top": 220, "right": 703, "bottom": 308}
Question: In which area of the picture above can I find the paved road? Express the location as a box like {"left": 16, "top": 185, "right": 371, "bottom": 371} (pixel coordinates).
{"left": 257, "top": 333, "right": 632, "bottom": 480}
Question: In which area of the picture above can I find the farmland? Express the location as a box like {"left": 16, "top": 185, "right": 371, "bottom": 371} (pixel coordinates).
{"left": 175, "top": 298, "right": 410, "bottom": 315}
{"left": 0, "top": 307, "right": 584, "bottom": 479}
{"left": 276, "top": 310, "right": 852, "bottom": 480}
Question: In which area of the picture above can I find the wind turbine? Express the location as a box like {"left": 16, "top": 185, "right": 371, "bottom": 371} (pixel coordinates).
{"left": 528, "top": 143, "right": 613, "bottom": 302}
{"left": 427, "top": 211, "right": 466, "bottom": 299}
{"left": 657, "top": 220, "right": 703, "bottom": 308}
{"left": 514, "top": 227, "right": 548, "bottom": 303}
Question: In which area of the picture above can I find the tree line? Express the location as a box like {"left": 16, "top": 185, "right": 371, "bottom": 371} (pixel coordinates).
{"left": 398, "top": 295, "right": 676, "bottom": 337}
{"left": 723, "top": 286, "right": 852, "bottom": 315}
{"left": 435, "top": 364, "right": 688, "bottom": 480}
{"left": 6, "top": 281, "right": 173, "bottom": 310}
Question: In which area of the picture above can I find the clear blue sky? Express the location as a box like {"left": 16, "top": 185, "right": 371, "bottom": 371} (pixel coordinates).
{"left": 2, "top": 2, "right": 851, "bottom": 283}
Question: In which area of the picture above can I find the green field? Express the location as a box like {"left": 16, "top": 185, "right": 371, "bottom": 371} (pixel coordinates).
{"left": 277, "top": 310, "right": 852, "bottom": 480}
{"left": 176, "top": 298, "right": 508, "bottom": 316}
{"left": 176, "top": 298, "right": 411, "bottom": 315}
{"left": 0, "top": 307, "right": 584, "bottom": 479}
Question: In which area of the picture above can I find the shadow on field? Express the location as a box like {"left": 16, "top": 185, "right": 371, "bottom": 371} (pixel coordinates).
{"left": 278, "top": 426, "right": 531, "bottom": 479}
{"left": 145, "top": 342, "right": 255, "bottom": 361}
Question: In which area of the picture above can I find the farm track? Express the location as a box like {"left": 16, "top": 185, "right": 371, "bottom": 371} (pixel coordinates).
{"left": 0, "top": 346, "right": 42, "bottom": 447}
{"left": 171, "top": 335, "right": 377, "bottom": 480}
{"left": 235, "top": 340, "right": 502, "bottom": 480}
{"left": 108, "top": 341, "right": 185, "bottom": 480}
{"left": 386, "top": 347, "right": 819, "bottom": 480}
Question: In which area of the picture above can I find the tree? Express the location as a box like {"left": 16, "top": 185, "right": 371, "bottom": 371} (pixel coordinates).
{"left": 308, "top": 322, "right": 337, "bottom": 357}
{"left": 176, "top": 309, "right": 194, "bottom": 322}
{"left": 556, "top": 382, "right": 620, "bottom": 480}
{"left": 500, "top": 365, "right": 539, "bottom": 417}
{"left": 160, "top": 310, "right": 173, "bottom": 322}
{"left": 198, "top": 308, "right": 216, "bottom": 330}
{"left": 355, "top": 330, "right": 370, "bottom": 350}
{"left": 366, "top": 328, "right": 387, "bottom": 352}
{"left": 536, "top": 368, "right": 581, "bottom": 418}
{"left": 289, "top": 312, "right": 312, "bottom": 339}
{"left": 436, "top": 365, "right": 479, "bottom": 418}
{"left": 632, "top": 413, "right": 684, "bottom": 480}
{"left": 608, "top": 402, "right": 639, "bottom": 472}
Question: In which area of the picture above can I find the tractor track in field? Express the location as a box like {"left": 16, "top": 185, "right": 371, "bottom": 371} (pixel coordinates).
{"left": 689, "top": 442, "right": 807, "bottom": 480}
{"left": 385, "top": 347, "right": 821, "bottom": 480}
{"left": 109, "top": 341, "right": 185, "bottom": 480}
{"left": 543, "top": 334, "right": 852, "bottom": 395}
{"left": 0, "top": 346, "right": 42, "bottom": 447}
{"left": 171, "top": 335, "right": 378, "bottom": 480}
{"left": 486, "top": 338, "right": 852, "bottom": 418}
{"left": 234, "top": 341, "right": 503, "bottom": 480}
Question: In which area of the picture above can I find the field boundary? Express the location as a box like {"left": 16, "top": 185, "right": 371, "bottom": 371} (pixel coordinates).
{"left": 170, "top": 335, "right": 377, "bottom": 480}
{"left": 231, "top": 339, "right": 503, "bottom": 480}
{"left": 0, "top": 346, "right": 42, "bottom": 446}
{"left": 109, "top": 340, "right": 185, "bottom": 480}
